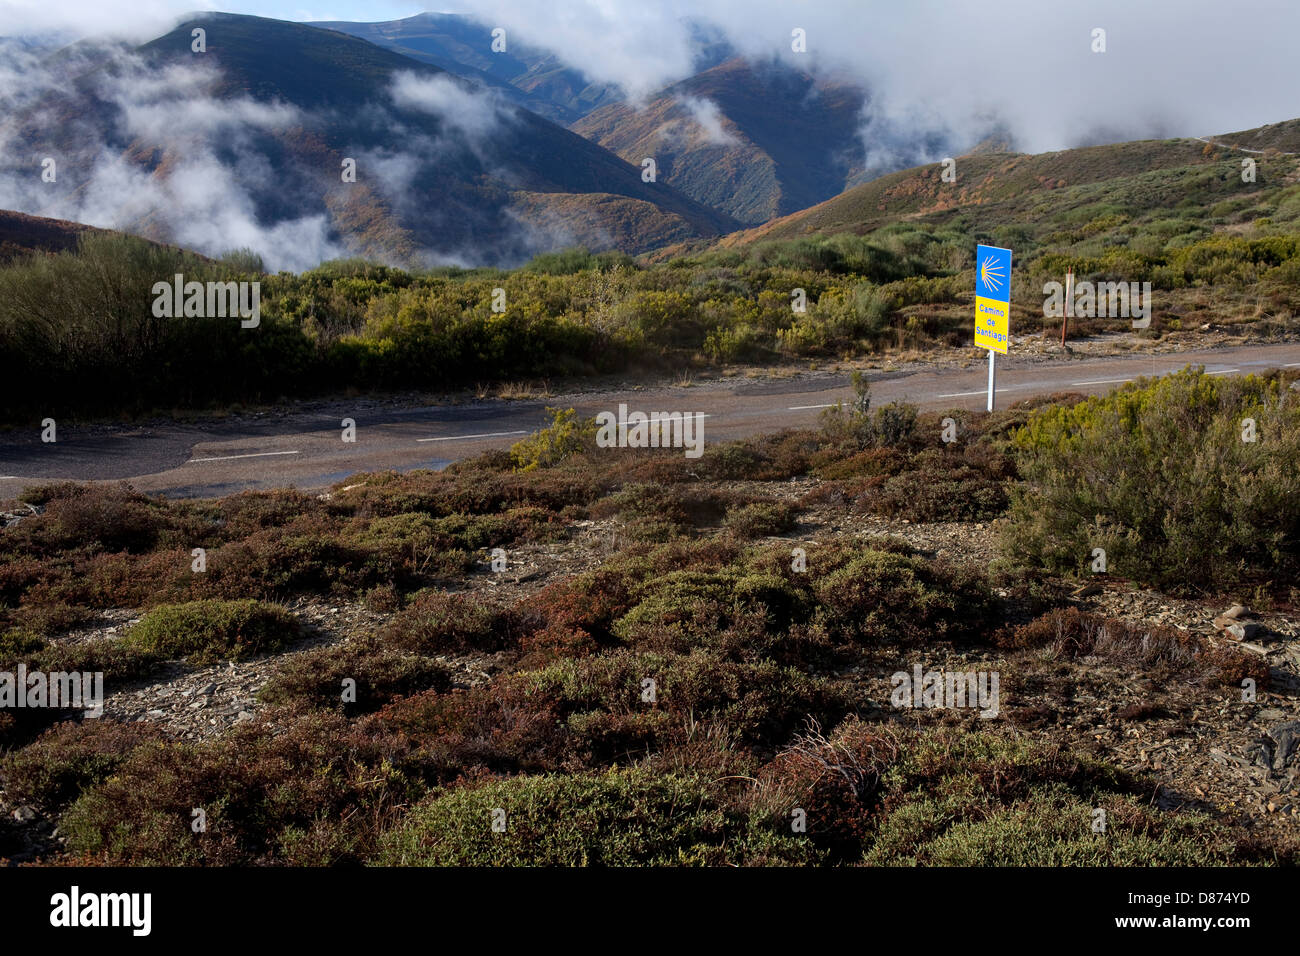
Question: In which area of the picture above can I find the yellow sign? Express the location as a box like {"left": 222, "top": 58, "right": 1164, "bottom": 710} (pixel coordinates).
{"left": 974, "top": 244, "right": 1012, "bottom": 354}
{"left": 974, "top": 295, "right": 1009, "bottom": 354}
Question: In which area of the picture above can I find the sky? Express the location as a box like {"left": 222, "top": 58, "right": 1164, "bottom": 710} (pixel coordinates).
{"left": 2, "top": 0, "right": 1298, "bottom": 153}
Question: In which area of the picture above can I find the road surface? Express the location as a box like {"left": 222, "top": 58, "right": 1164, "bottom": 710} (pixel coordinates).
{"left": 2, "top": 343, "right": 1297, "bottom": 500}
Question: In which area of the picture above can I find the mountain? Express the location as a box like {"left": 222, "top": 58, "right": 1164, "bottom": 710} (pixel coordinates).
{"left": 1204, "top": 118, "right": 1300, "bottom": 154}
{"left": 569, "top": 56, "right": 969, "bottom": 227}
{"left": 715, "top": 129, "right": 1300, "bottom": 248}
{"left": 0, "top": 13, "right": 736, "bottom": 268}
{"left": 0, "top": 209, "right": 101, "bottom": 261}
{"left": 314, "top": 13, "right": 623, "bottom": 125}
{"left": 314, "top": 13, "right": 735, "bottom": 126}
{"left": 571, "top": 57, "right": 872, "bottom": 226}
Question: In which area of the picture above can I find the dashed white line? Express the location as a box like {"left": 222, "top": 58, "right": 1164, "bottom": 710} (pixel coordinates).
{"left": 417, "top": 430, "right": 530, "bottom": 443}
{"left": 1207, "top": 368, "right": 1240, "bottom": 375}
{"left": 188, "top": 450, "right": 301, "bottom": 463}
{"left": 1072, "top": 378, "right": 1132, "bottom": 386}
{"left": 787, "top": 403, "right": 840, "bottom": 410}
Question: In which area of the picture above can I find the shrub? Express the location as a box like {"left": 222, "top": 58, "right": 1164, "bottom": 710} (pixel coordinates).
{"left": 1, "top": 720, "right": 164, "bottom": 810}
{"left": 35, "top": 638, "right": 163, "bottom": 684}
{"left": 509, "top": 407, "right": 598, "bottom": 472}
{"left": 518, "top": 649, "right": 850, "bottom": 753}
{"left": 373, "top": 766, "right": 818, "bottom": 866}
{"left": 722, "top": 501, "right": 799, "bottom": 538}
{"left": 363, "top": 685, "right": 568, "bottom": 781}
{"left": 592, "top": 483, "right": 730, "bottom": 533}
{"left": 996, "top": 607, "right": 1269, "bottom": 688}
{"left": 812, "top": 548, "right": 996, "bottom": 645}
{"left": 381, "top": 592, "right": 519, "bottom": 654}
{"left": 260, "top": 638, "right": 453, "bottom": 714}
{"left": 858, "top": 448, "right": 1011, "bottom": 522}
{"left": 124, "top": 600, "right": 300, "bottom": 663}
{"left": 0, "top": 628, "right": 46, "bottom": 660}
{"left": 60, "top": 711, "right": 415, "bottom": 865}
{"left": 819, "top": 373, "right": 919, "bottom": 449}
{"left": 1003, "top": 368, "right": 1300, "bottom": 593}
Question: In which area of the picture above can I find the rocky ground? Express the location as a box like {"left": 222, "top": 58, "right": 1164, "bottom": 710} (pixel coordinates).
{"left": 3, "top": 487, "right": 1297, "bottom": 861}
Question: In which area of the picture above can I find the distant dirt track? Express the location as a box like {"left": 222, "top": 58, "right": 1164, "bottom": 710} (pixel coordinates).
{"left": 2, "top": 343, "right": 1297, "bottom": 500}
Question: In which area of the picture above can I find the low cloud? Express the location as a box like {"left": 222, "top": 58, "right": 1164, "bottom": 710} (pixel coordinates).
{"left": 0, "top": 53, "right": 347, "bottom": 271}
{"left": 390, "top": 71, "right": 513, "bottom": 145}
{"left": 674, "top": 95, "right": 738, "bottom": 146}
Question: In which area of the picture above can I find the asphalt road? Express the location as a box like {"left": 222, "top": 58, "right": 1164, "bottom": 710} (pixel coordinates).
{"left": 2, "top": 342, "right": 1298, "bottom": 500}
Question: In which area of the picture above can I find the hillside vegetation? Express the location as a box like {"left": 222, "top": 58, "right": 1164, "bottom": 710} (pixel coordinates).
{"left": 5, "top": 191, "right": 1300, "bottom": 422}
{"left": 2, "top": 372, "right": 1294, "bottom": 865}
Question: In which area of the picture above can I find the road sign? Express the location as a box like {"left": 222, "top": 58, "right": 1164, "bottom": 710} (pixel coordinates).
{"left": 974, "top": 244, "right": 1011, "bottom": 355}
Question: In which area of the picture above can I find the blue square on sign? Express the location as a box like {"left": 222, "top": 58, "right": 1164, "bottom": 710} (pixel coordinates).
{"left": 975, "top": 244, "right": 1012, "bottom": 302}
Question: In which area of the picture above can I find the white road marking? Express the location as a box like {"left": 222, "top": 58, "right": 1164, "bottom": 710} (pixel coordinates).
{"left": 1207, "top": 368, "right": 1240, "bottom": 375}
{"left": 788, "top": 403, "right": 840, "bottom": 410}
{"left": 1072, "top": 378, "right": 1132, "bottom": 386}
{"left": 1284, "top": 363, "right": 1300, "bottom": 367}
{"left": 417, "top": 430, "right": 530, "bottom": 443}
{"left": 417, "top": 414, "right": 716, "bottom": 444}
{"left": 188, "top": 450, "right": 301, "bottom": 463}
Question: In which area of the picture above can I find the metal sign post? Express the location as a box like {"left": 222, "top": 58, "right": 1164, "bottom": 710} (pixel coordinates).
{"left": 987, "top": 350, "right": 996, "bottom": 412}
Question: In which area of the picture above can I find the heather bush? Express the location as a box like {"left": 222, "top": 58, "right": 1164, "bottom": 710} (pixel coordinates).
{"left": 260, "top": 637, "right": 453, "bottom": 714}
{"left": 60, "top": 711, "right": 417, "bottom": 865}
{"left": 363, "top": 685, "right": 568, "bottom": 781}
{"left": 380, "top": 591, "right": 520, "bottom": 654}
{"left": 373, "top": 766, "right": 818, "bottom": 866}
{"left": 996, "top": 607, "right": 1269, "bottom": 688}
{"left": 722, "top": 501, "right": 800, "bottom": 538}
{"left": 517, "top": 649, "right": 851, "bottom": 752}
{"left": 812, "top": 547, "right": 996, "bottom": 645}
{"left": 1004, "top": 367, "right": 1300, "bottom": 592}
{"left": 125, "top": 599, "right": 300, "bottom": 663}
{"left": 1, "top": 720, "right": 164, "bottom": 810}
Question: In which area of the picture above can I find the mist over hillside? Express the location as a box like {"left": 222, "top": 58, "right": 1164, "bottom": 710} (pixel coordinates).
{"left": 0, "top": 13, "right": 735, "bottom": 270}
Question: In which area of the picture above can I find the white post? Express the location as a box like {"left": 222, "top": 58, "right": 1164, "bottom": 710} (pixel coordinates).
{"left": 986, "top": 349, "right": 996, "bottom": 412}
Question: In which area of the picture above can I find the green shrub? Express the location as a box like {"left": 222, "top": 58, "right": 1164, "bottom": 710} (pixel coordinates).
{"left": 0, "top": 720, "right": 163, "bottom": 810}
{"left": 373, "top": 766, "right": 819, "bottom": 866}
{"left": 1003, "top": 367, "right": 1300, "bottom": 592}
{"left": 722, "top": 501, "right": 799, "bottom": 538}
{"left": 125, "top": 599, "right": 300, "bottom": 663}
{"left": 812, "top": 547, "right": 995, "bottom": 645}
{"left": 0, "top": 628, "right": 46, "bottom": 661}
{"left": 509, "top": 407, "right": 598, "bottom": 472}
